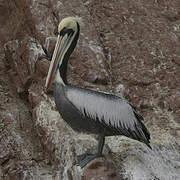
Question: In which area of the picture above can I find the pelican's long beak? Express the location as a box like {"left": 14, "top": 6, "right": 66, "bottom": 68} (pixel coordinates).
{"left": 44, "top": 33, "right": 72, "bottom": 91}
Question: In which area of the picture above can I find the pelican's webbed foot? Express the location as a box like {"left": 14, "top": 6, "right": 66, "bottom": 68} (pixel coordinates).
{"left": 77, "top": 153, "right": 101, "bottom": 168}
{"left": 77, "top": 135, "right": 105, "bottom": 168}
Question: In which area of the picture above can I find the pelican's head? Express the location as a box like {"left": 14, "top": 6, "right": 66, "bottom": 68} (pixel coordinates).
{"left": 45, "top": 17, "right": 80, "bottom": 91}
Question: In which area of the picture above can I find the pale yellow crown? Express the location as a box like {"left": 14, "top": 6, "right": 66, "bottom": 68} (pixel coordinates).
{"left": 58, "top": 17, "right": 83, "bottom": 33}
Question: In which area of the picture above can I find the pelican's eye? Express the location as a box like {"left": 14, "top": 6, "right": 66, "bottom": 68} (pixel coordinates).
{"left": 60, "top": 27, "right": 74, "bottom": 37}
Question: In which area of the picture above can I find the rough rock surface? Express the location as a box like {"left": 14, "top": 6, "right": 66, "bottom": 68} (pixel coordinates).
{"left": 0, "top": 0, "right": 180, "bottom": 179}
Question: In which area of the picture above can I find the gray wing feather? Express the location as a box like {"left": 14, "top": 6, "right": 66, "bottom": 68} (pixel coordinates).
{"left": 66, "top": 87, "right": 137, "bottom": 130}
{"left": 66, "top": 86, "right": 151, "bottom": 147}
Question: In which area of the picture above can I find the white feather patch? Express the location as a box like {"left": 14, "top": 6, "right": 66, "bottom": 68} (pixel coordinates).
{"left": 66, "top": 87, "right": 137, "bottom": 130}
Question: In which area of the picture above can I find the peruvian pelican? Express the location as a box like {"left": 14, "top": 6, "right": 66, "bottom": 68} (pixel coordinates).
{"left": 45, "top": 17, "right": 151, "bottom": 168}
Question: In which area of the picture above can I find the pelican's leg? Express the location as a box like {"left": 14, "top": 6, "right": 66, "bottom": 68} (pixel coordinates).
{"left": 77, "top": 135, "right": 105, "bottom": 168}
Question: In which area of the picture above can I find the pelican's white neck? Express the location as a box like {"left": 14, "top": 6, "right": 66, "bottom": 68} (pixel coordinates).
{"left": 55, "top": 70, "right": 65, "bottom": 86}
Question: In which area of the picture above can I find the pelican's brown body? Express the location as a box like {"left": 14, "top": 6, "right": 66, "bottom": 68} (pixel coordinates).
{"left": 45, "top": 17, "right": 151, "bottom": 168}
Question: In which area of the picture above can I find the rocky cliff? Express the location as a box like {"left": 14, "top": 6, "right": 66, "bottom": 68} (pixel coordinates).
{"left": 0, "top": 0, "right": 179, "bottom": 179}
